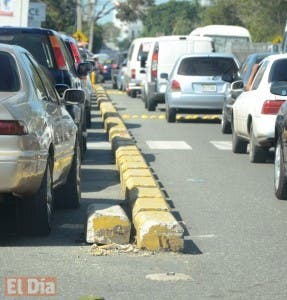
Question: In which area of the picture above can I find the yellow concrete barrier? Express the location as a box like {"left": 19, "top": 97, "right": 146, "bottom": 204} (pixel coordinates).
{"left": 133, "top": 211, "right": 184, "bottom": 251}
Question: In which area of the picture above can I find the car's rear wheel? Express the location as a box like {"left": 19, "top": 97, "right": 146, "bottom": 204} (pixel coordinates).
{"left": 54, "top": 140, "right": 81, "bottom": 209}
{"left": 232, "top": 125, "right": 247, "bottom": 153}
{"left": 249, "top": 124, "right": 266, "bottom": 163}
{"left": 147, "top": 96, "right": 156, "bottom": 111}
{"left": 274, "top": 138, "right": 287, "bottom": 199}
{"left": 131, "top": 90, "right": 137, "bottom": 98}
{"left": 166, "top": 106, "right": 176, "bottom": 122}
{"left": 21, "top": 158, "right": 53, "bottom": 236}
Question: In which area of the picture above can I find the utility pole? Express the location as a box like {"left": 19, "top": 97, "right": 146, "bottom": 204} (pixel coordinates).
{"left": 76, "top": 0, "right": 82, "bottom": 32}
{"left": 88, "top": 0, "right": 95, "bottom": 51}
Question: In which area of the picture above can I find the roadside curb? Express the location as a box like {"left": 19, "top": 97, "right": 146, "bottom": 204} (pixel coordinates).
{"left": 89, "top": 84, "right": 184, "bottom": 252}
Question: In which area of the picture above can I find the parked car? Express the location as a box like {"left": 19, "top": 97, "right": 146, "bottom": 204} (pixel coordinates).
{"left": 232, "top": 54, "right": 287, "bottom": 163}
{"left": 221, "top": 52, "right": 273, "bottom": 133}
{"left": 61, "top": 33, "right": 94, "bottom": 128}
{"left": 0, "top": 44, "right": 84, "bottom": 235}
{"left": 124, "top": 37, "right": 155, "bottom": 98}
{"left": 111, "top": 50, "right": 128, "bottom": 89}
{"left": 116, "top": 58, "right": 128, "bottom": 91}
{"left": 144, "top": 35, "right": 215, "bottom": 111}
{"left": 0, "top": 26, "right": 91, "bottom": 159}
{"left": 274, "top": 82, "right": 287, "bottom": 199}
{"left": 165, "top": 53, "right": 240, "bottom": 122}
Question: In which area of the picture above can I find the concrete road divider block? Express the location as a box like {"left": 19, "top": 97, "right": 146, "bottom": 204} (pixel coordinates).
{"left": 86, "top": 203, "right": 131, "bottom": 245}
{"left": 115, "top": 145, "right": 140, "bottom": 157}
{"left": 109, "top": 127, "right": 130, "bottom": 142}
{"left": 117, "top": 154, "right": 146, "bottom": 169}
{"left": 104, "top": 117, "right": 125, "bottom": 132}
{"left": 127, "top": 186, "right": 164, "bottom": 207}
{"left": 115, "top": 148, "right": 141, "bottom": 164}
{"left": 133, "top": 211, "right": 184, "bottom": 251}
{"left": 111, "top": 136, "right": 136, "bottom": 154}
{"left": 124, "top": 176, "right": 158, "bottom": 197}
{"left": 132, "top": 196, "right": 170, "bottom": 218}
{"left": 119, "top": 161, "right": 150, "bottom": 179}
{"left": 121, "top": 168, "right": 154, "bottom": 193}
{"left": 109, "top": 126, "right": 129, "bottom": 142}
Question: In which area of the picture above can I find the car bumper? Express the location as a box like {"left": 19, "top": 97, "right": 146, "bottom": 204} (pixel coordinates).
{"left": 167, "top": 92, "right": 225, "bottom": 110}
{"left": 0, "top": 151, "right": 47, "bottom": 197}
{"left": 253, "top": 114, "right": 276, "bottom": 145}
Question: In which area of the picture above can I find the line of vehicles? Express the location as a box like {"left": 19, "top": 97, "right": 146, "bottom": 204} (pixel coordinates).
{"left": 112, "top": 24, "right": 287, "bottom": 201}
{"left": 0, "top": 27, "right": 97, "bottom": 235}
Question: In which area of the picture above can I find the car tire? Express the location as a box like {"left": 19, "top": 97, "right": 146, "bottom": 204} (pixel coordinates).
{"left": 166, "top": 106, "right": 176, "bottom": 122}
{"left": 232, "top": 127, "right": 247, "bottom": 154}
{"left": 221, "top": 112, "right": 232, "bottom": 134}
{"left": 21, "top": 158, "right": 53, "bottom": 236}
{"left": 54, "top": 140, "right": 81, "bottom": 209}
{"left": 249, "top": 124, "right": 266, "bottom": 163}
{"left": 274, "top": 138, "right": 287, "bottom": 199}
{"left": 131, "top": 90, "right": 137, "bottom": 98}
{"left": 147, "top": 97, "right": 156, "bottom": 111}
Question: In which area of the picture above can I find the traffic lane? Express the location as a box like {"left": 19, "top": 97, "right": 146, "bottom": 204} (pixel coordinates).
{"left": 108, "top": 89, "right": 287, "bottom": 298}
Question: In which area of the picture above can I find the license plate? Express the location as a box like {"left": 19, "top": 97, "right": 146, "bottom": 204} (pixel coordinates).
{"left": 201, "top": 84, "right": 216, "bottom": 92}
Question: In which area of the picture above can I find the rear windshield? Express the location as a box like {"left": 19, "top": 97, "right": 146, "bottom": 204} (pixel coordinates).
{"left": 269, "top": 59, "right": 287, "bottom": 82}
{"left": 0, "top": 51, "right": 20, "bottom": 92}
{"left": 0, "top": 33, "right": 55, "bottom": 69}
{"left": 178, "top": 57, "right": 237, "bottom": 76}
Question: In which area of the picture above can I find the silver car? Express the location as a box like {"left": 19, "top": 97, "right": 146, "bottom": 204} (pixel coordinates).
{"left": 165, "top": 53, "right": 240, "bottom": 122}
{"left": 0, "top": 44, "right": 84, "bottom": 235}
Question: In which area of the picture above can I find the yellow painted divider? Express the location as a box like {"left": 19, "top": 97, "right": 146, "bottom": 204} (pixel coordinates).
{"left": 95, "top": 86, "right": 184, "bottom": 251}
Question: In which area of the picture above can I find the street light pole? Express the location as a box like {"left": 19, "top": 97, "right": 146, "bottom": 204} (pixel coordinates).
{"left": 88, "top": 0, "right": 95, "bottom": 51}
{"left": 76, "top": 0, "right": 82, "bottom": 32}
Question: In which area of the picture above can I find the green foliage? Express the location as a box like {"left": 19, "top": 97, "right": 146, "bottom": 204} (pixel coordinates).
{"left": 142, "top": 1, "right": 200, "bottom": 36}
{"left": 115, "top": 0, "right": 155, "bottom": 22}
{"left": 42, "top": 0, "right": 77, "bottom": 34}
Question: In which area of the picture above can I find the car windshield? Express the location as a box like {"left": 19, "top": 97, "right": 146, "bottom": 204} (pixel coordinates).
{"left": 0, "top": 51, "right": 20, "bottom": 92}
{"left": 178, "top": 57, "right": 237, "bottom": 76}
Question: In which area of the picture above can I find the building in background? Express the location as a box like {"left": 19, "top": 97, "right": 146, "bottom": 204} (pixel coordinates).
{"left": 0, "top": 0, "right": 29, "bottom": 26}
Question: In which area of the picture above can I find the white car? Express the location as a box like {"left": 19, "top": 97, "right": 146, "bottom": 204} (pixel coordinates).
{"left": 232, "top": 53, "right": 287, "bottom": 163}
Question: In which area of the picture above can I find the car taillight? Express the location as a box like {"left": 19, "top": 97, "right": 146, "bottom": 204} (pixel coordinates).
{"left": 171, "top": 80, "right": 181, "bottom": 91}
{"left": 0, "top": 120, "right": 27, "bottom": 135}
{"left": 49, "top": 36, "right": 67, "bottom": 70}
{"left": 151, "top": 50, "right": 158, "bottom": 79}
{"left": 131, "top": 68, "right": 136, "bottom": 79}
{"left": 70, "top": 42, "right": 81, "bottom": 64}
{"left": 261, "top": 100, "right": 285, "bottom": 114}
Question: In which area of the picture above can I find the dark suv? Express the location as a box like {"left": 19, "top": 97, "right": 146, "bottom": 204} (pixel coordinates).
{"left": 0, "top": 27, "right": 90, "bottom": 158}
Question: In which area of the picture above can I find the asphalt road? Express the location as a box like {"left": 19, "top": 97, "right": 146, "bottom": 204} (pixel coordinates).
{"left": 0, "top": 83, "right": 287, "bottom": 300}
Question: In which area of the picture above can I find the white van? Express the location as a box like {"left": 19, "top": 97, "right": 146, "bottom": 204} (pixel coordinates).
{"left": 124, "top": 37, "right": 155, "bottom": 98}
{"left": 142, "top": 35, "right": 214, "bottom": 111}
{"left": 190, "top": 25, "right": 252, "bottom": 53}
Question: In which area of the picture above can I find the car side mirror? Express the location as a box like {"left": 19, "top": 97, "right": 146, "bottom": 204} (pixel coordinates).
{"left": 63, "top": 89, "right": 85, "bottom": 104}
{"left": 270, "top": 81, "right": 287, "bottom": 96}
{"left": 77, "top": 62, "right": 93, "bottom": 77}
{"left": 160, "top": 73, "right": 168, "bottom": 80}
{"left": 55, "top": 84, "right": 69, "bottom": 97}
{"left": 231, "top": 80, "right": 244, "bottom": 99}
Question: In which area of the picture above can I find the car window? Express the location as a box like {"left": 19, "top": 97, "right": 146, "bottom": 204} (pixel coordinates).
{"left": 128, "top": 44, "right": 134, "bottom": 61}
{"left": 137, "top": 42, "right": 151, "bottom": 61}
{"left": 22, "top": 53, "right": 48, "bottom": 100}
{"left": 0, "top": 33, "right": 55, "bottom": 69}
{"left": 251, "top": 61, "right": 268, "bottom": 90}
{"left": 177, "top": 57, "right": 237, "bottom": 76}
{"left": 0, "top": 51, "right": 20, "bottom": 92}
{"left": 57, "top": 37, "right": 75, "bottom": 72}
{"left": 269, "top": 59, "right": 287, "bottom": 82}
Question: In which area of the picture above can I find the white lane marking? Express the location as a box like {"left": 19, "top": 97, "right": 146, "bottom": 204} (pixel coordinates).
{"left": 146, "top": 141, "right": 192, "bottom": 150}
{"left": 210, "top": 141, "right": 232, "bottom": 150}
{"left": 87, "top": 141, "right": 111, "bottom": 149}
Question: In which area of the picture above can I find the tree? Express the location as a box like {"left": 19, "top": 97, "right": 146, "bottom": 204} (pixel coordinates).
{"left": 201, "top": 0, "right": 243, "bottom": 27}
{"left": 42, "top": 0, "right": 77, "bottom": 34}
{"left": 115, "top": 0, "right": 155, "bottom": 23}
{"left": 142, "top": 1, "right": 201, "bottom": 36}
